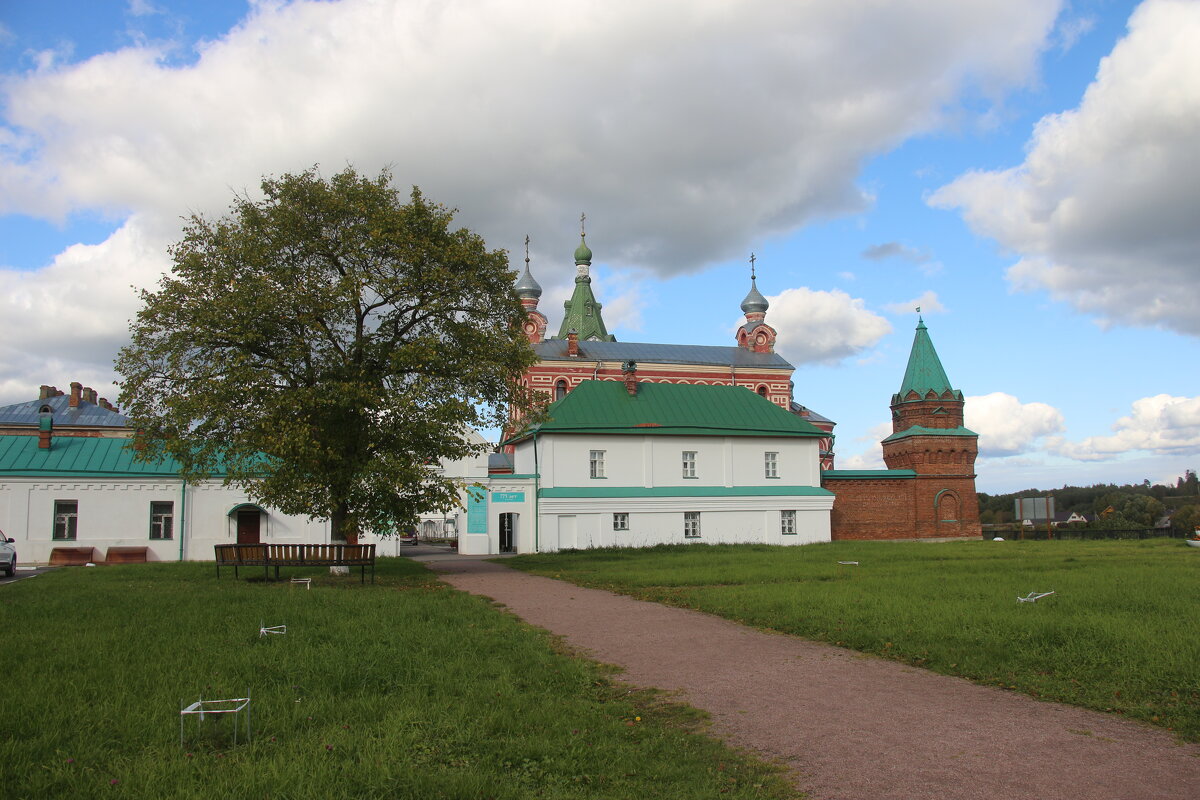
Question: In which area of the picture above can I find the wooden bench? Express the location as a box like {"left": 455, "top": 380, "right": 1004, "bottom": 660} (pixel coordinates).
{"left": 105, "top": 546, "right": 149, "bottom": 564}
{"left": 49, "top": 547, "right": 97, "bottom": 566}
{"left": 214, "top": 543, "right": 376, "bottom": 583}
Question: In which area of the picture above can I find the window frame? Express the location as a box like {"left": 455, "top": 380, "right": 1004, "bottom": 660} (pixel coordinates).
{"left": 683, "top": 511, "right": 701, "bottom": 539}
{"left": 589, "top": 449, "right": 606, "bottom": 479}
{"left": 781, "top": 509, "right": 797, "bottom": 535}
{"left": 681, "top": 450, "right": 697, "bottom": 479}
{"left": 764, "top": 451, "right": 779, "bottom": 479}
{"left": 612, "top": 512, "right": 629, "bottom": 531}
{"left": 53, "top": 500, "right": 78, "bottom": 541}
{"left": 149, "top": 501, "right": 174, "bottom": 540}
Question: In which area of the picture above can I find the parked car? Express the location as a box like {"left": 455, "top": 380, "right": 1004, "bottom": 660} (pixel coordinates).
{"left": 398, "top": 527, "right": 419, "bottom": 546}
{"left": 1, "top": 533, "right": 16, "bottom": 577}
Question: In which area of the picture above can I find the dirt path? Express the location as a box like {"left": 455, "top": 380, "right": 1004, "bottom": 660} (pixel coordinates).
{"left": 418, "top": 553, "right": 1200, "bottom": 800}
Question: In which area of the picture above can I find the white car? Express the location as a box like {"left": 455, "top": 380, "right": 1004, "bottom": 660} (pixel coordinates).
{"left": 0, "top": 534, "right": 15, "bottom": 577}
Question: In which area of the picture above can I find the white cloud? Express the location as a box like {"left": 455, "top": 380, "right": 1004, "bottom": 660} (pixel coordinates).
{"left": 1051, "top": 394, "right": 1200, "bottom": 461}
{"left": 930, "top": 0, "right": 1200, "bottom": 337}
{"left": 964, "top": 392, "right": 1064, "bottom": 457}
{"left": 766, "top": 288, "right": 892, "bottom": 365}
{"left": 883, "top": 290, "right": 944, "bottom": 316}
{"left": 837, "top": 447, "right": 886, "bottom": 471}
{"left": 0, "top": 215, "right": 171, "bottom": 404}
{"left": 1055, "top": 14, "right": 1096, "bottom": 52}
{"left": 2, "top": 0, "right": 1060, "bottom": 261}
{"left": 0, "top": 0, "right": 1062, "bottom": 396}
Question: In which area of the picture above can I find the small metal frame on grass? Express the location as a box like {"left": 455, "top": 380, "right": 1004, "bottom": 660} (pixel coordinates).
{"left": 837, "top": 561, "right": 859, "bottom": 566}
{"left": 260, "top": 620, "right": 286, "bottom": 636}
{"left": 290, "top": 577, "right": 312, "bottom": 589}
{"left": 180, "top": 692, "right": 251, "bottom": 747}
{"left": 1018, "top": 591, "right": 1055, "bottom": 603}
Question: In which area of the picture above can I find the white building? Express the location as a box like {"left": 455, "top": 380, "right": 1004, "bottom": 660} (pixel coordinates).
{"left": 0, "top": 433, "right": 328, "bottom": 563}
{"left": 458, "top": 374, "right": 834, "bottom": 554}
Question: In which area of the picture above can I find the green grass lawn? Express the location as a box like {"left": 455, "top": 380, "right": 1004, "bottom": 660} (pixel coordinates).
{"left": 0, "top": 558, "right": 795, "bottom": 799}
{"left": 507, "top": 539, "right": 1200, "bottom": 741}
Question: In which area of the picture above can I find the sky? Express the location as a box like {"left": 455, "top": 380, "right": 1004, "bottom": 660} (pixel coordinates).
{"left": 2, "top": 0, "right": 1198, "bottom": 494}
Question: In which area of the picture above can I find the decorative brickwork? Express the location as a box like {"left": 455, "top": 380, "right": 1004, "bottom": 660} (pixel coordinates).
{"left": 826, "top": 318, "right": 981, "bottom": 541}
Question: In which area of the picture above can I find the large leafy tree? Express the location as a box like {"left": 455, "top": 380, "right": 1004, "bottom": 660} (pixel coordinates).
{"left": 117, "top": 167, "right": 538, "bottom": 543}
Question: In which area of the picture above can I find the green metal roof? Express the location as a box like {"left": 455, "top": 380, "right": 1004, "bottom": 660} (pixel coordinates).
{"left": 510, "top": 380, "right": 827, "bottom": 441}
{"left": 557, "top": 278, "right": 615, "bottom": 342}
{"left": 882, "top": 425, "right": 978, "bottom": 443}
{"left": 0, "top": 435, "right": 186, "bottom": 477}
{"left": 897, "top": 317, "right": 955, "bottom": 399}
{"left": 822, "top": 469, "right": 917, "bottom": 480}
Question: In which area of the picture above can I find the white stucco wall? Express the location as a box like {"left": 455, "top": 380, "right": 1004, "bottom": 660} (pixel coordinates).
{"left": 514, "top": 435, "right": 822, "bottom": 490}
{"left": 0, "top": 477, "right": 328, "bottom": 564}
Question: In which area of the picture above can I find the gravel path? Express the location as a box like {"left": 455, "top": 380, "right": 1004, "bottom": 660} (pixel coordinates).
{"left": 418, "top": 553, "right": 1200, "bottom": 800}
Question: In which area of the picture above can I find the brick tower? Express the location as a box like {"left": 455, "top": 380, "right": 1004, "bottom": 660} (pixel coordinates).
{"left": 880, "top": 317, "right": 981, "bottom": 539}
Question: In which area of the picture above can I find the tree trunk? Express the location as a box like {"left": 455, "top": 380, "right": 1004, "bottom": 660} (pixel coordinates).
{"left": 329, "top": 502, "right": 353, "bottom": 576}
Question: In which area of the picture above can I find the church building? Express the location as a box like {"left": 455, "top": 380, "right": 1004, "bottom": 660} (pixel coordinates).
{"left": 467, "top": 227, "right": 981, "bottom": 552}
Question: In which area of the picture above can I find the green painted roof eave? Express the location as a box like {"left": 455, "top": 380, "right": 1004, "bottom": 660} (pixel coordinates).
{"left": 822, "top": 469, "right": 918, "bottom": 480}
{"left": 882, "top": 425, "right": 978, "bottom": 443}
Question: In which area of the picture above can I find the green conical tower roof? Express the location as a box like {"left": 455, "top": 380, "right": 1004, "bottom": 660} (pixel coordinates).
{"left": 897, "top": 317, "right": 954, "bottom": 398}
{"left": 557, "top": 232, "right": 615, "bottom": 342}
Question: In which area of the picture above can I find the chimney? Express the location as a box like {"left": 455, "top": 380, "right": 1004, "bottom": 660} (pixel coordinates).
{"left": 99, "top": 398, "right": 111, "bottom": 411}
{"left": 83, "top": 387, "right": 97, "bottom": 404}
{"left": 39, "top": 385, "right": 51, "bottom": 400}
{"left": 38, "top": 415, "right": 53, "bottom": 450}
{"left": 69, "top": 382, "right": 82, "bottom": 408}
{"left": 622, "top": 360, "right": 638, "bottom": 396}
{"left": 567, "top": 330, "right": 579, "bottom": 357}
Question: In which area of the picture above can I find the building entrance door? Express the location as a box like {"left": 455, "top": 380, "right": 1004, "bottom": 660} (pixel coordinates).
{"left": 236, "top": 509, "right": 261, "bottom": 544}
{"left": 499, "top": 513, "right": 516, "bottom": 553}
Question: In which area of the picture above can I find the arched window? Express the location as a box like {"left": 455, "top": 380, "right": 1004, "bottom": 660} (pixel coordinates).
{"left": 757, "top": 385, "right": 768, "bottom": 397}
{"left": 39, "top": 405, "right": 52, "bottom": 414}
{"left": 555, "top": 380, "right": 568, "bottom": 400}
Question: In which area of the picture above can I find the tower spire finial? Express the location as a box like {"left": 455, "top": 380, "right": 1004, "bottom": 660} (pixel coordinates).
{"left": 525, "top": 234, "right": 530, "bottom": 267}
{"left": 750, "top": 252, "right": 757, "bottom": 282}
{"left": 580, "top": 211, "right": 586, "bottom": 239}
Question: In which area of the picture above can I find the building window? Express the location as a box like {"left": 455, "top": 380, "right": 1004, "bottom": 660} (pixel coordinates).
{"left": 757, "top": 385, "right": 768, "bottom": 397}
{"left": 682, "top": 451, "right": 697, "bottom": 478}
{"left": 150, "top": 501, "right": 174, "bottom": 540}
{"left": 589, "top": 450, "right": 606, "bottom": 479}
{"left": 53, "top": 501, "right": 78, "bottom": 540}
{"left": 613, "top": 513, "right": 629, "bottom": 531}
{"left": 555, "top": 380, "right": 568, "bottom": 400}
{"left": 764, "top": 451, "right": 778, "bottom": 479}
{"left": 684, "top": 511, "right": 701, "bottom": 539}
{"left": 781, "top": 510, "right": 797, "bottom": 535}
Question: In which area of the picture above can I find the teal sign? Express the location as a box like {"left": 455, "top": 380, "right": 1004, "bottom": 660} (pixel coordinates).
{"left": 492, "top": 491, "right": 525, "bottom": 503}
{"left": 466, "top": 487, "right": 488, "bottom": 534}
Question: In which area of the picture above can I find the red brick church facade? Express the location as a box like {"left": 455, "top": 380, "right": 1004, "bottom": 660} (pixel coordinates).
{"left": 513, "top": 232, "right": 980, "bottom": 540}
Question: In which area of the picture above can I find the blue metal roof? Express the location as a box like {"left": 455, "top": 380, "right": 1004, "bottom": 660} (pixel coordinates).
{"left": 0, "top": 395, "right": 130, "bottom": 428}
{"left": 534, "top": 339, "right": 793, "bottom": 369}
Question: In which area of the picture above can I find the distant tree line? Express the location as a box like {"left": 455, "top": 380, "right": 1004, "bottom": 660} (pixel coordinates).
{"left": 978, "top": 469, "right": 1200, "bottom": 535}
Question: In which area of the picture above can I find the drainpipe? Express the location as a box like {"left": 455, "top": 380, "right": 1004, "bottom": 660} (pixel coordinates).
{"left": 592, "top": 360, "right": 602, "bottom": 381}
{"left": 533, "top": 430, "right": 541, "bottom": 553}
{"left": 178, "top": 479, "right": 187, "bottom": 561}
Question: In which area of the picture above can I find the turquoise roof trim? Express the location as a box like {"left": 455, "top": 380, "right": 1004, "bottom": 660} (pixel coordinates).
{"left": 507, "top": 380, "right": 826, "bottom": 443}
{"left": 897, "top": 318, "right": 954, "bottom": 399}
{"left": 0, "top": 435, "right": 187, "bottom": 477}
{"left": 822, "top": 469, "right": 917, "bottom": 480}
{"left": 540, "top": 485, "right": 833, "bottom": 498}
{"left": 882, "top": 425, "right": 978, "bottom": 443}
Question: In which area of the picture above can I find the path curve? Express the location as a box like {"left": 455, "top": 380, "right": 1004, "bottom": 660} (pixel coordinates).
{"left": 419, "top": 554, "right": 1200, "bottom": 800}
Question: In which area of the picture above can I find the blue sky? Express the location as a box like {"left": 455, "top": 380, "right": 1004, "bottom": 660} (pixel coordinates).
{"left": 2, "top": 0, "right": 1198, "bottom": 493}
